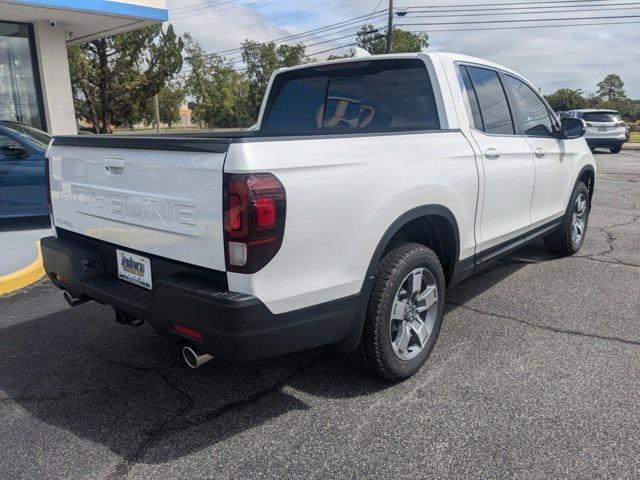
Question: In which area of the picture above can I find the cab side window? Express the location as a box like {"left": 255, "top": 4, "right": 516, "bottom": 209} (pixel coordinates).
{"left": 505, "top": 75, "right": 554, "bottom": 137}
{"left": 465, "top": 66, "right": 515, "bottom": 135}
{"left": 458, "top": 66, "right": 484, "bottom": 131}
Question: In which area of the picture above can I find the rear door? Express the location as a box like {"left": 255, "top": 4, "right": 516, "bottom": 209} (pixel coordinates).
{"left": 503, "top": 74, "right": 574, "bottom": 225}
{"left": 459, "top": 64, "right": 535, "bottom": 253}
{"left": 48, "top": 140, "right": 228, "bottom": 271}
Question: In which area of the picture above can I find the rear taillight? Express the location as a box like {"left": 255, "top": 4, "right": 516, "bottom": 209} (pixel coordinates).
{"left": 223, "top": 172, "right": 286, "bottom": 273}
{"left": 615, "top": 122, "right": 625, "bottom": 127}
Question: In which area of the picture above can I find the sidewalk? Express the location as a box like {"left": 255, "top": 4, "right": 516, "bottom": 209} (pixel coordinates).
{"left": 0, "top": 218, "right": 52, "bottom": 294}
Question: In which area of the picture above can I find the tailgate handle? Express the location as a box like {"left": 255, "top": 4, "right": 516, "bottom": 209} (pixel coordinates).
{"left": 105, "top": 157, "right": 125, "bottom": 176}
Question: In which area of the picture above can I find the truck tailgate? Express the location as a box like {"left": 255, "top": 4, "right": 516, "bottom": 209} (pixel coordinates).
{"left": 47, "top": 139, "right": 228, "bottom": 271}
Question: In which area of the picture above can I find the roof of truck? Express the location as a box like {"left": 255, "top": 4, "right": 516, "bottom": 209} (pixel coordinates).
{"left": 276, "top": 51, "right": 525, "bottom": 82}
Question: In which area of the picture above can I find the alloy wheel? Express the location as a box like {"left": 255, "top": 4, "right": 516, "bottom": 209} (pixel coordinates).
{"left": 389, "top": 268, "right": 439, "bottom": 361}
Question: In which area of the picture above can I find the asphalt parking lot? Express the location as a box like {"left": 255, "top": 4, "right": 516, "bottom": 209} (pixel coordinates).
{"left": 1, "top": 151, "right": 639, "bottom": 480}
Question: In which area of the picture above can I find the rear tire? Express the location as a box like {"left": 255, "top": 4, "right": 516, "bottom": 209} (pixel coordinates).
{"left": 353, "top": 243, "right": 445, "bottom": 382}
{"left": 610, "top": 145, "right": 622, "bottom": 154}
{"left": 544, "top": 181, "right": 590, "bottom": 255}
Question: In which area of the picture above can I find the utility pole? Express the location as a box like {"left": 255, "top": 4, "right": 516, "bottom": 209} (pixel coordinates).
{"left": 385, "top": 0, "right": 394, "bottom": 54}
{"left": 153, "top": 93, "right": 161, "bottom": 133}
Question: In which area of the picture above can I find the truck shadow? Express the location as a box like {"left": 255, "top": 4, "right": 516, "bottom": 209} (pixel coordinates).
{"left": 0, "top": 242, "right": 549, "bottom": 466}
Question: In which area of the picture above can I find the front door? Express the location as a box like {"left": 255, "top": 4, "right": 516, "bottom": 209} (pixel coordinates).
{"left": 502, "top": 74, "right": 574, "bottom": 225}
{"left": 459, "top": 64, "right": 535, "bottom": 252}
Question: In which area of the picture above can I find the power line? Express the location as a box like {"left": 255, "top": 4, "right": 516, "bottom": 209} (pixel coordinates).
{"left": 172, "top": 0, "right": 241, "bottom": 13}
{"left": 222, "top": 19, "right": 387, "bottom": 64}
{"left": 196, "top": 11, "right": 387, "bottom": 58}
{"left": 193, "top": 0, "right": 368, "bottom": 41}
{"left": 400, "top": 0, "right": 622, "bottom": 9}
{"left": 171, "top": 0, "right": 268, "bottom": 20}
{"left": 332, "top": 0, "right": 385, "bottom": 57}
{"left": 396, "top": 13, "right": 640, "bottom": 26}
{"left": 408, "top": 18, "right": 640, "bottom": 33}
{"left": 402, "top": 2, "right": 640, "bottom": 16}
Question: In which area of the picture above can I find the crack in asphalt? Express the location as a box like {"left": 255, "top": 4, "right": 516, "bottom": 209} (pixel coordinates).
{"left": 447, "top": 302, "right": 640, "bottom": 348}
{"left": 574, "top": 255, "right": 640, "bottom": 269}
{"left": 577, "top": 212, "right": 640, "bottom": 266}
{"left": 101, "top": 353, "right": 326, "bottom": 480}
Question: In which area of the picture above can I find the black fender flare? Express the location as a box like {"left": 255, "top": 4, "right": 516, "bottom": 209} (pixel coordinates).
{"left": 336, "top": 204, "right": 461, "bottom": 352}
{"left": 576, "top": 164, "right": 596, "bottom": 203}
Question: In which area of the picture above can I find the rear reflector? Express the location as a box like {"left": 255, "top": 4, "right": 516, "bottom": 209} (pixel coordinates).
{"left": 174, "top": 323, "right": 203, "bottom": 341}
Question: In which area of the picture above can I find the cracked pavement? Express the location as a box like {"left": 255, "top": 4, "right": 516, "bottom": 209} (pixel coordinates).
{"left": 1, "top": 151, "right": 639, "bottom": 479}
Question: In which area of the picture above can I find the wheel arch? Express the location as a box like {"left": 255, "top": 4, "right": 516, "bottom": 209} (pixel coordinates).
{"left": 367, "top": 205, "right": 461, "bottom": 286}
{"left": 576, "top": 164, "right": 596, "bottom": 203}
{"left": 338, "top": 204, "right": 461, "bottom": 353}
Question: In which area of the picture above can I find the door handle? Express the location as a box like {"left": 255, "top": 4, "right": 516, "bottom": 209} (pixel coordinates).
{"left": 484, "top": 148, "right": 501, "bottom": 160}
{"left": 534, "top": 147, "right": 546, "bottom": 158}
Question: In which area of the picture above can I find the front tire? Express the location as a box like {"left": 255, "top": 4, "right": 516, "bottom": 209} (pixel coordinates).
{"left": 353, "top": 243, "right": 445, "bottom": 382}
{"left": 544, "top": 181, "right": 590, "bottom": 255}
{"left": 610, "top": 145, "right": 622, "bottom": 154}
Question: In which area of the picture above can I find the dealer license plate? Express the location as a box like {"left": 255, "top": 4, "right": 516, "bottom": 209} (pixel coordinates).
{"left": 116, "top": 250, "right": 152, "bottom": 290}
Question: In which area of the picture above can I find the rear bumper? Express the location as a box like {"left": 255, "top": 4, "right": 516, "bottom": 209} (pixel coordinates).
{"left": 586, "top": 138, "right": 626, "bottom": 149}
{"left": 41, "top": 231, "right": 363, "bottom": 361}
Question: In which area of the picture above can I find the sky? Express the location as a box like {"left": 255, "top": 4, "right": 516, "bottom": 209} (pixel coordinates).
{"left": 166, "top": 0, "right": 640, "bottom": 98}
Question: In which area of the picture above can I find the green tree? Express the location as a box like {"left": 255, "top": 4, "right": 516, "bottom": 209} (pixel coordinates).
{"left": 184, "top": 35, "right": 251, "bottom": 128}
{"left": 591, "top": 74, "right": 638, "bottom": 119}
{"left": 596, "top": 74, "right": 627, "bottom": 103}
{"left": 241, "top": 40, "right": 311, "bottom": 121}
{"left": 356, "top": 25, "right": 429, "bottom": 54}
{"left": 545, "top": 88, "right": 587, "bottom": 111}
{"left": 68, "top": 24, "right": 183, "bottom": 133}
{"left": 142, "top": 82, "right": 186, "bottom": 129}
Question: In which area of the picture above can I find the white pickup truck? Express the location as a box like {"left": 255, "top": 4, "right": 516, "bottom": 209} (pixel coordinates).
{"left": 43, "top": 53, "right": 595, "bottom": 381}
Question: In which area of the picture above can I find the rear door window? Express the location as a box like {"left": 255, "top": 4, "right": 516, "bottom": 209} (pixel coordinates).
{"left": 262, "top": 59, "right": 440, "bottom": 133}
{"left": 465, "top": 66, "right": 514, "bottom": 135}
{"left": 504, "top": 75, "right": 555, "bottom": 137}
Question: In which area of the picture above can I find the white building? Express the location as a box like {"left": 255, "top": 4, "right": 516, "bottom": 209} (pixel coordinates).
{"left": 0, "top": 0, "right": 168, "bottom": 135}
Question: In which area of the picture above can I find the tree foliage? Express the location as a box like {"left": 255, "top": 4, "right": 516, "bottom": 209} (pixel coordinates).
{"left": 596, "top": 74, "right": 627, "bottom": 103}
{"left": 356, "top": 25, "right": 429, "bottom": 54}
{"left": 68, "top": 24, "right": 183, "bottom": 133}
{"left": 141, "top": 82, "right": 185, "bottom": 128}
{"left": 183, "top": 35, "right": 252, "bottom": 128}
{"left": 545, "top": 74, "right": 639, "bottom": 120}
{"left": 545, "top": 88, "right": 587, "bottom": 111}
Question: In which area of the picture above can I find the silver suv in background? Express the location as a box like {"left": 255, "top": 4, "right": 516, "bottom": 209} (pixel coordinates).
{"left": 565, "top": 109, "right": 628, "bottom": 153}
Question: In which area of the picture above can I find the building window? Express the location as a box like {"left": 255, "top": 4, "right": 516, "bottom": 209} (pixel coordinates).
{"left": 0, "top": 21, "right": 44, "bottom": 130}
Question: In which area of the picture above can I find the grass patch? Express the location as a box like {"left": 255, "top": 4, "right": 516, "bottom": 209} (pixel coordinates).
{"left": 630, "top": 131, "right": 640, "bottom": 143}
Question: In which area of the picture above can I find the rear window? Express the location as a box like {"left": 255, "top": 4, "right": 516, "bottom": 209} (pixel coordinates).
{"left": 582, "top": 112, "right": 621, "bottom": 123}
{"left": 261, "top": 59, "right": 440, "bottom": 133}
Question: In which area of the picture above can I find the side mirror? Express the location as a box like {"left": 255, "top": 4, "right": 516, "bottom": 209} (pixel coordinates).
{"left": 1, "top": 141, "right": 27, "bottom": 157}
{"left": 560, "top": 117, "right": 586, "bottom": 140}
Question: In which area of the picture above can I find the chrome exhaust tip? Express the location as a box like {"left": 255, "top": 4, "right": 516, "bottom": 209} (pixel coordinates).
{"left": 63, "top": 290, "right": 88, "bottom": 307}
{"left": 182, "top": 345, "right": 214, "bottom": 369}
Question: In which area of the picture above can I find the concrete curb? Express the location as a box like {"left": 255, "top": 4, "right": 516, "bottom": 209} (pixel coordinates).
{"left": 0, "top": 241, "right": 45, "bottom": 296}
{"left": 623, "top": 143, "right": 640, "bottom": 151}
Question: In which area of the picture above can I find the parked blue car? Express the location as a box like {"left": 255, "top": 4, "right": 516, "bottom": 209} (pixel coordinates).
{"left": 0, "top": 121, "right": 51, "bottom": 219}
